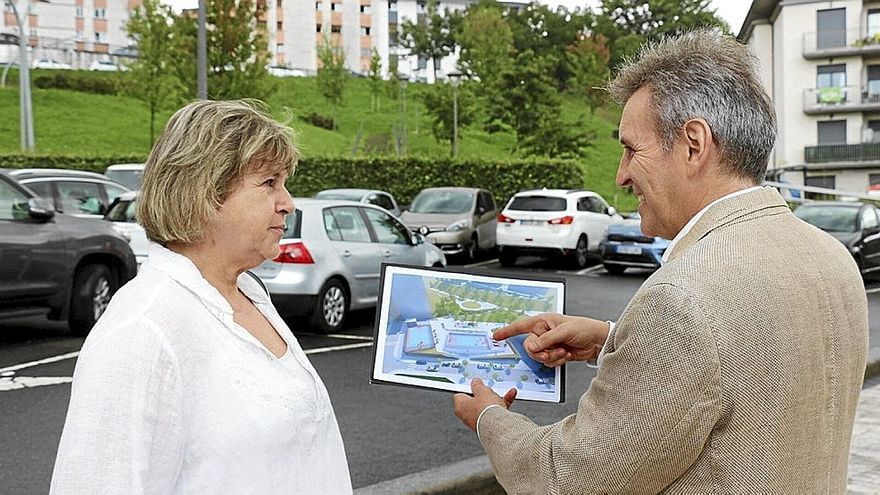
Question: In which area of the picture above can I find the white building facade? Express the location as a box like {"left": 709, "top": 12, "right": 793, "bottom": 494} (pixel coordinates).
{"left": 741, "top": 0, "right": 880, "bottom": 195}
{"left": 2, "top": 0, "right": 139, "bottom": 69}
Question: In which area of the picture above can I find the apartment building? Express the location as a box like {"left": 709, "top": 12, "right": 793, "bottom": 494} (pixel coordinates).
{"left": 2, "top": 0, "right": 139, "bottom": 69}
{"left": 741, "top": 0, "right": 880, "bottom": 195}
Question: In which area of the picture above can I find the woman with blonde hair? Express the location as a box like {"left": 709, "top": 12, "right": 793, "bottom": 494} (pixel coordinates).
{"left": 51, "top": 100, "right": 352, "bottom": 494}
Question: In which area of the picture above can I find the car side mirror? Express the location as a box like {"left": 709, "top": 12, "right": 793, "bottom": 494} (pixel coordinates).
{"left": 607, "top": 206, "right": 617, "bottom": 216}
{"left": 411, "top": 233, "right": 424, "bottom": 245}
{"left": 27, "top": 197, "right": 55, "bottom": 222}
{"left": 867, "top": 225, "right": 880, "bottom": 235}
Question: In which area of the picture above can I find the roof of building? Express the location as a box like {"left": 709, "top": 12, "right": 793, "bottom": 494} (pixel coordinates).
{"left": 738, "top": 0, "right": 779, "bottom": 42}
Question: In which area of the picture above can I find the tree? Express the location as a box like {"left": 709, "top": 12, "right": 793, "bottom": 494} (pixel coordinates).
{"left": 368, "top": 49, "right": 383, "bottom": 112}
{"left": 316, "top": 37, "right": 348, "bottom": 130}
{"left": 420, "top": 81, "right": 475, "bottom": 154}
{"left": 126, "top": 0, "right": 184, "bottom": 143}
{"left": 169, "top": 0, "right": 275, "bottom": 100}
{"left": 457, "top": 4, "right": 514, "bottom": 92}
{"left": 598, "top": 0, "right": 729, "bottom": 68}
{"left": 566, "top": 32, "right": 611, "bottom": 115}
{"left": 399, "top": 0, "right": 460, "bottom": 80}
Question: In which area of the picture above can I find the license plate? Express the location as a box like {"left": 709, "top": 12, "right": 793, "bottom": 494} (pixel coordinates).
{"left": 617, "top": 245, "right": 642, "bottom": 255}
{"left": 519, "top": 220, "right": 544, "bottom": 226}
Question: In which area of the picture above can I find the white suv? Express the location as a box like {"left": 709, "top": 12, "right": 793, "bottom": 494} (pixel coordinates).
{"left": 496, "top": 189, "right": 622, "bottom": 268}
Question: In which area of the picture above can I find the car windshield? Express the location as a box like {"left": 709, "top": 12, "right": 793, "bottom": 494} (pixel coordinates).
{"left": 282, "top": 209, "right": 304, "bottom": 239}
{"left": 315, "top": 191, "right": 363, "bottom": 201}
{"left": 105, "top": 198, "right": 136, "bottom": 222}
{"left": 508, "top": 196, "right": 566, "bottom": 212}
{"left": 794, "top": 205, "right": 859, "bottom": 232}
{"left": 105, "top": 169, "right": 143, "bottom": 190}
{"left": 409, "top": 190, "right": 473, "bottom": 214}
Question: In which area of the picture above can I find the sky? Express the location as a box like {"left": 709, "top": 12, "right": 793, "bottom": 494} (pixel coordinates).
{"left": 163, "top": 0, "right": 752, "bottom": 36}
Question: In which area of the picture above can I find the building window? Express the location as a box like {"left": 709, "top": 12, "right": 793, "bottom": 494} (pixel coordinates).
{"left": 818, "top": 120, "right": 847, "bottom": 145}
{"left": 816, "top": 8, "right": 845, "bottom": 50}
{"left": 276, "top": 43, "right": 283, "bottom": 54}
{"left": 417, "top": 55, "right": 427, "bottom": 70}
{"left": 869, "top": 9, "right": 880, "bottom": 37}
{"left": 75, "top": 6, "right": 83, "bottom": 17}
{"left": 869, "top": 174, "right": 880, "bottom": 195}
{"left": 360, "top": 4, "right": 371, "bottom": 13}
{"left": 416, "top": 0, "right": 425, "bottom": 14}
{"left": 95, "top": 31, "right": 106, "bottom": 42}
{"left": 276, "top": 0, "right": 282, "bottom": 7}
{"left": 94, "top": 8, "right": 106, "bottom": 18}
{"left": 276, "top": 21, "right": 282, "bottom": 30}
{"left": 361, "top": 26, "right": 371, "bottom": 35}
{"left": 331, "top": 25, "right": 341, "bottom": 33}
{"left": 388, "top": 0, "right": 396, "bottom": 11}
{"left": 29, "top": 28, "right": 37, "bottom": 38}
{"left": 330, "top": 2, "right": 339, "bottom": 11}
{"left": 316, "top": 24, "right": 321, "bottom": 32}
{"left": 816, "top": 64, "right": 846, "bottom": 103}
{"left": 805, "top": 175, "right": 836, "bottom": 194}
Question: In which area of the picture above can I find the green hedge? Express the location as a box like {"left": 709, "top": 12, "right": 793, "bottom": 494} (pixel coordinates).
{"left": 0, "top": 154, "right": 584, "bottom": 205}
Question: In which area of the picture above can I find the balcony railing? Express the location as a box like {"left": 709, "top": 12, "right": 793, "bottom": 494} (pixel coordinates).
{"left": 803, "top": 29, "right": 880, "bottom": 58}
{"left": 804, "top": 142, "right": 880, "bottom": 163}
{"left": 802, "top": 85, "right": 880, "bottom": 114}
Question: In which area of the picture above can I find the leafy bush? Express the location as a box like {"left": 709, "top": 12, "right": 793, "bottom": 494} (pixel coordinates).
{"left": 0, "top": 154, "right": 585, "bottom": 205}
{"left": 304, "top": 112, "right": 335, "bottom": 130}
{"left": 32, "top": 72, "right": 129, "bottom": 95}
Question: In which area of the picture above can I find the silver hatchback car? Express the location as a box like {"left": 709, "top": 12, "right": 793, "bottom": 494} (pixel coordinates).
{"left": 252, "top": 198, "right": 446, "bottom": 333}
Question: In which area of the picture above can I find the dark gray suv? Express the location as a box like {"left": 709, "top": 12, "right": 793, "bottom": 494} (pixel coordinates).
{"left": 0, "top": 171, "right": 137, "bottom": 335}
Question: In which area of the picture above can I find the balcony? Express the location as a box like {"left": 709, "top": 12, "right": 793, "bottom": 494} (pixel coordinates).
{"left": 805, "top": 143, "right": 880, "bottom": 164}
{"left": 803, "top": 29, "right": 880, "bottom": 59}
{"left": 803, "top": 85, "right": 880, "bottom": 114}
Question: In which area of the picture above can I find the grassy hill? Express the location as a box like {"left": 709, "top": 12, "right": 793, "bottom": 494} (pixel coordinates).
{"left": 0, "top": 72, "right": 636, "bottom": 210}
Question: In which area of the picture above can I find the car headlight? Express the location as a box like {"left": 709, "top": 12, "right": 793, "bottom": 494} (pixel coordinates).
{"left": 446, "top": 219, "right": 470, "bottom": 232}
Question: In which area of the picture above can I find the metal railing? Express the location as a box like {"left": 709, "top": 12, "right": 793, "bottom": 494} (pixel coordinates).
{"left": 804, "top": 143, "right": 880, "bottom": 163}
{"left": 802, "top": 85, "right": 880, "bottom": 113}
{"left": 803, "top": 29, "right": 880, "bottom": 57}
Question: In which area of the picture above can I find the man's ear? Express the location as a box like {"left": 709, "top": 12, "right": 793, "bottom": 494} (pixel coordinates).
{"left": 682, "top": 118, "right": 714, "bottom": 177}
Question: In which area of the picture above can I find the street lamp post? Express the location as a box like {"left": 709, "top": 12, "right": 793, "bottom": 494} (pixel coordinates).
{"left": 6, "top": 0, "right": 39, "bottom": 151}
{"left": 197, "top": 0, "right": 207, "bottom": 99}
{"left": 398, "top": 72, "right": 409, "bottom": 156}
{"left": 448, "top": 70, "right": 462, "bottom": 158}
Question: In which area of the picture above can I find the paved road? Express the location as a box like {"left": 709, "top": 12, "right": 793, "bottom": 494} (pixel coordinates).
{"left": 1, "top": 258, "right": 878, "bottom": 492}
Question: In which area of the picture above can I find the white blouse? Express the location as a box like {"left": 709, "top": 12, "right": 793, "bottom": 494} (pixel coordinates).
{"left": 51, "top": 244, "right": 352, "bottom": 494}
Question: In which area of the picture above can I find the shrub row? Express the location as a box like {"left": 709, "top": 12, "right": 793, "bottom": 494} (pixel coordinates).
{"left": 0, "top": 154, "right": 585, "bottom": 205}
{"left": 33, "top": 72, "right": 129, "bottom": 95}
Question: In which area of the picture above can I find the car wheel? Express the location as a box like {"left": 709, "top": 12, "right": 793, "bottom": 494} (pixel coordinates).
{"left": 69, "top": 264, "right": 116, "bottom": 336}
{"left": 571, "top": 235, "right": 589, "bottom": 269}
{"left": 498, "top": 249, "right": 517, "bottom": 267}
{"left": 310, "top": 279, "right": 348, "bottom": 334}
{"left": 603, "top": 263, "right": 627, "bottom": 275}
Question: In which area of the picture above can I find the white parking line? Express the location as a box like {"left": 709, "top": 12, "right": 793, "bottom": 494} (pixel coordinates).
{"left": 577, "top": 265, "right": 606, "bottom": 275}
{"left": 304, "top": 342, "right": 374, "bottom": 355}
{"left": 462, "top": 259, "right": 499, "bottom": 268}
{"left": 0, "top": 351, "right": 80, "bottom": 374}
{"left": 867, "top": 287, "right": 880, "bottom": 294}
{"left": 297, "top": 333, "right": 374, "bottom": 341}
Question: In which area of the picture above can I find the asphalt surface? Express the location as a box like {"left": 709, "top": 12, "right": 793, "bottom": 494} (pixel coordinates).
{"left": 1, "top": 257, "right": 879, "bottom": 492}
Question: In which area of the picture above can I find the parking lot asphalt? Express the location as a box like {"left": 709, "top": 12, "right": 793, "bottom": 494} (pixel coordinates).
{"left": 0, "top": 257, "right": 878, "bottom": 493}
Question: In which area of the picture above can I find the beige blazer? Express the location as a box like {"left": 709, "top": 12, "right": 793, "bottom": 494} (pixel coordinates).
{"left": 478, "top": 188, "right": 868, "bottom": 494}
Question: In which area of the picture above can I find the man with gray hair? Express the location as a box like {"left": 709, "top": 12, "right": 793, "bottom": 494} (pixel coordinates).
{"left": 453, "top": 30, "right": 868, "bottom": 493}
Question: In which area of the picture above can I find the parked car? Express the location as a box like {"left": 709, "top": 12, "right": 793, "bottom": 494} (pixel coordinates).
{"left": 267, "top": 65, "right": 308, "bottom": 77}
{"left": 599, "top": 211, "right": 670, "bottom": 274}
{"left": 794, "top": 201, "right": 880, "bottom": 278}
{"left": 315, "top": 188, "right": 402, "bottom": 216}
{"left": 400, "top": 187, "right": 497, "bottom": 260}
{"left": 88, "top": 60, "right": 120, "bottom": 72}
{"left": 0, "top": 171, "right": 137, "bottom": 335}
{"left": 495, "top": 189, "right": 622, "bottom": 268}
{"left": 32, "top": 58, "right": 72, "bottom": 70}
{"left": 103, "top": 191, "right": 150, "bottom": 268}
{"left": 3, "top": 168, "right": 131, "bottom": 219}
{"left": 251, "top": 198, "right": 447, "bottom": 333}
{"left": 104, "top": 163, "right": 145, "bottom": 191}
